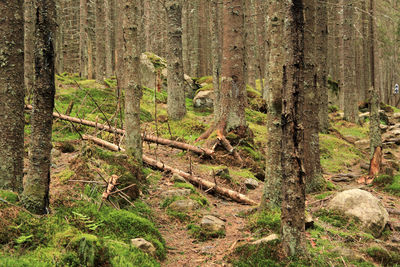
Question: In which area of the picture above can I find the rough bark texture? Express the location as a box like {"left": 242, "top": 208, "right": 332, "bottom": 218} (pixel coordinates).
{"left": 218, "top": 0, "right": 247, "bottom": 133}
{"left": 211, "top": 0, "right": 222, "bottom": 121}
{"left": 342, "top": 1, "right": 358, "bottom": 123}
{"left": 114, "top": 0, "right": 123, "bottom": 86}
{"left": 281, "top": 0, "right": 307, "bottom": 257}
{"left": 260, "top": 0, "right": 285, "bottom": 209}
{"left": 0, "top": 0, "right": 25, "bottom": 192}
{"left": 104, "top": 0, "right": 113, "bottom": 77}
{"left": 166, "top": 0, "right": 186, "bottom": 120}
{"left": 95, "top": 0, "right": 105, "bottom": 82}
{"left": 24, "top": 0, "right": 35, "bottom": 96}
{"left": 79, "top": 0, "right": 88, "bottom": 78}
{"left": 22, "top": 0, "right": 56, "bottom": 214}
{"left": 123, "top": 0, "right": 142, "bottom": 163}
{"left": 316, "top": 0, "right": 329, "bottom": 133}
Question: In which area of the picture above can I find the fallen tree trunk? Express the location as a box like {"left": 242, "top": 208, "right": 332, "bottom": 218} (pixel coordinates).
{"left": 83, "top": 135, "right": 257, "bottom": 205}
{"left": 216, "top": 130, "right": 243, "bottom": 163}
{"left": 25, "top": 105, "right": 214, "bottom": 156}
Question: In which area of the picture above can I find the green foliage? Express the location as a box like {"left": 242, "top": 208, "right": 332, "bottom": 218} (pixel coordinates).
{"left": 245, "top": 108, "right": 267, "bottom": 125}
{"left": 333, "top": 121, "right": 369, "bottom": 140}
{"left": 327, "top": 76, "right": 339, "bottom": 95}
{"left": 314, "top": 191, "right": 334, "bottom": 200}
{"left": 106, "top": 240, "right": 160, "bottom": 267}
{"left": 173, "top": 182, "right": 196, "bottom": 193}
{"left": 315, "top": 209, "right": 359, "bottom": 230}
{"left": 166, "top": 209, "right": 190, "bottom": 222}
{"left": 328, "top": 105, "right": 339, "bottom": 113}
{"left": 373, "top": 174, "right": 394, "bottom": 187}
{"left": 197, "top": 76, "right": 213, "bottom": 84}
{"left": 187, "top": 223, "right": 225, "bottom": 241}
{"left": 247, "top": 209, "right": 281, "bottom": 236}
{"left": 384, "top": 174, "right": 400, "bottom": 196}
{"left": 55, "top": 168, "right": 75, "bottom": 183}
{"left": 232, "top": 240, "right": 281, "bottom": 267}
{"left": 0, "top": 190, "right": 19, "bottom": 204}
{"left": 366, "top": 246, "right": 400, "bottom": 266}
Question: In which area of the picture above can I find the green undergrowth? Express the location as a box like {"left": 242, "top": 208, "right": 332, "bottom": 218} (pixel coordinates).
{"left": 319, "top": 134, "right": 363, "bottom": 173}
{"left": 187, "top": 223, "right": 225, "bottom": 241}
{"left": 247, "top": 208, "right": 281, "bottom": 237}
{"left": 332, "top": 120, "right": 369, "bottom": 140}
{"left": 0, "top": 190, "right": 19, "bottom": 204}
{"left": 383, "top": 174, "right": 400, "bottom": 196}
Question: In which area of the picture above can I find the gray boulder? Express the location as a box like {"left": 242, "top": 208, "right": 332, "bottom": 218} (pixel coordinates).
{"left": 131, "top": 238, "right": 156, "bottom": 256}
{"left": 327, "top": 189, "right": 389, "bottom": 235}
{"left": 244, "top": 178, "right": 259, "bottom": 189}
{"left": 193, "top": 90, "right": 214, "bottom": 109}
{"left": 169, "top": 199, "right": 199, "bottom": 212}
{"left": 161, "top": 189, "right": 191, "bottom": 199}
{"left": 200, "top": 215, "right": 225, "bottom": 232}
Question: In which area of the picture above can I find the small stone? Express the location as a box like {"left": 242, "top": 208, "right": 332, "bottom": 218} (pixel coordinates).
{"left": 305, "top": 213, "right": 314, "bottom": 229}
{"left": 193, "top": 90, "right": 214, "bottom": 109}
{"left": 131, "top": 238, "right": 156, "bottom": 256}
{"left": 252, "top": 234, "right": 279, "bottom": 245}
{"left": 161, "top": 189, "right": 191, "bottom": 199}
{"left": 51, "top": 148, "right": 61, "bottom": 158}
{"left": 169, "top": 199, "right": 199, "bottom": 212}
{"left": 200, "top": 245, "right": 215, "bottom": 254}
{"left": 244, "top": 178, "right": 259, "bottom": 189}
{"left": 172, "top": 173, "right": 186, "bottom": 183}
{"left": 200, "top": 215, "right": 226, "bottom": 232}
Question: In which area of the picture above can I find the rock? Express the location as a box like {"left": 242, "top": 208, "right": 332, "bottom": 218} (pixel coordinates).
{"left": 252, "top": 234, "right": 279, "bottom": 245}
{"left": 360, "top": 163, "right": 370, "bottom": 170}
{"left": 331, "top": 173, "right": 355, "bottom": 182}
{"left": 172, "top": 173, "right": 187, "bottom": 183}
{"left": 169, "top": 199, "right": 199, "bottom": 212}
{"left": 305, "top": 213, "right": 314, "bottom": 229}
{"left": 200, "top": 245, "right": 215, "bottom": 254}
{"left": 51, "top": 148, "right": 61, "bottom": 158}
{"left": 244, "top": 178, "right": 259, "bottom": 189}
{"left": 161, "top": 189, "right": 191, "bottom": 199}
{"left": 327, "top": 189, "right": 389, "bottom": 235}
{"left": 193, "top": 90, "right": 214, "bottom": 109}
{"left": 131, "top": 238, "right": 156, "bottom": 256}
{"left": 355, "top": 139, "right": 369, "bottom": 150}
{"left": 200, "top": 215, "right": 225, "bottom": 232}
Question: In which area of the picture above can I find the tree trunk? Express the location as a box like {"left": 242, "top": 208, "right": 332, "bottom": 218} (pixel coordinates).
{"left": 218, "top": 0, "right": 247, "bottom": 133}
{"left": 123, "top": 0, "right": 142, "bottom": 163}
{"left": 104, "top": 0, "right": 113, "bottom": 77}
{"left": 260, "top": 0, "right": 285, "bottom": 209}
{"left": 96, "top": 0, "right": 106, "bottom": 82}
{"left": 22, "top": 0, "right": 56, "bottom": 214}
{"left": 24, "top": 0, "right": 35, "bottom": 97}
{"left": 79, "top": 0, "right": 88, "bottom": 78}
{"left": 0, "top": 0, "right": 25, "bottom": 193}
{"left": 211, "top": 0, "right": 221, "bottom": 121}
{"left": 281, "top": 0, "right": 307, "bottom": 257}
{"left": 166, "top": 0, "right": 186, "bottom": 120}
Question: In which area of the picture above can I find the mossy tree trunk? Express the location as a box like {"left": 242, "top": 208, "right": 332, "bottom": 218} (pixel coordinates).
{"left": 123, "top": 0, "right": 142, "bottom": 164}
{"left": 22, "top": 0, "right": 56, "bottom": 214}
{"left": 95, "top": 0, "right": 105, "bottom": 82}
{"left": 24, "top": 0, "right": 35, "bottom": 98}
{"left": 166, "top": 0, "right": 186, "bottom": 120}
{"left": 211, "top": 0, "right": 222, "bottom": 121}
{"left": 217, "top": 0, "right": 247, "bottom": 134}
{"left": 260, "top": 0, "right": 285, "bottom": 209}
{"left": 281, "top": 0, "right": 307, "bottom": 257}
{"left": 0, "top": 0, "right": 25, "bottom": 193}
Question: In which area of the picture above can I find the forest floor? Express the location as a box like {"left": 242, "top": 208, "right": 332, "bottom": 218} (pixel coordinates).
{"left": 1, "top": 73, "right": 400, "bottom": 266}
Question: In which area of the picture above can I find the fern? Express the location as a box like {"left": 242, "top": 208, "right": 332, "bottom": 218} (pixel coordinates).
{"left": 15, "top": 235, "right": 33, "bottom": 244}
{"left": 72, "top": 211, "right": 104, "bottom": 231}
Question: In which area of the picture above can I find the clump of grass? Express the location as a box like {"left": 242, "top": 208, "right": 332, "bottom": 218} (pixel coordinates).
{"left": 0, "top": 190, "right": 19, "bottom": 204}
{"left": 247, "top": 209, "right": 281, "bottom": 236}
{"left": 55, "top": 168, "right": 75, "bottom": 183}
{"left": 314, "top": 191, "right": 334, "bottom": 200}
{"left": 366, "top": 246, "right": 400, "bottom": 266}
{"left": 314, "top": 209, "right": 359, "bottom": 230}
{"left": 384, "top": 174, "right": 400, "bottom": 196}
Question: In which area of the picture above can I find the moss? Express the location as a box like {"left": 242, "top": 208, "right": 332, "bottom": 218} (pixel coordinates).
{"left": 366, "top": 246, "right": 400, "bottom": 266}
{"left": 232, "top": 240, "right": 281, "bottom": 267}
{"left": 314, "top": 191, "right": 334, "bottom": 200}
{"left": 332, "top": 120, "right": 369, "bottom": 140}
{"left": 106, "top": 240, "right": 160, "bottom": 267}
{"left": 315, "top": 209, "right": 359, "bottom": 230}
{"left": 373, "top": 174, "right": 394, "bottom": 187}
{"left": 384, "top": 174, "right": 400, "bottom": 196}
{"left": 247, "top": 209, "right": 281, "bottom": 236}
{"left": 197, "top": 76, "right": 213, "bottom": 84}
{"left": 245, "top": 108, "right": 267, "bottom": 125}
{"left": 187, "top": 223, "right": 225, "bottom": 241}
{"left": 173, "top": 182, "right": 196, "bottom": 193}
{"left": 166, "top": 209, "right": 190, "bottom": 222}
{"left": 328, "top": 105, "right": 339, "bottom": 113}
{"left": 55, "top": 168, "right": 75, "bottom": 183}
{"left": 0, "top": 190, "right": 19, "bottom": 204}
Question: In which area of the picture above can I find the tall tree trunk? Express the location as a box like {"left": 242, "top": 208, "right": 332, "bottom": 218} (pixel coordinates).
{"left": 24, "top": 0, "right": 35, "bottom": 98}
{"left": 217, "top": 0, "right": 247, "bottom": 133}
{"left": 189, "top": 0, "right": 200, "bottom": 77}
{"left": 244, "top": 0, "right": 257, "bottom": 89}
{"left": 281, "top": 0, "right": 307, "bottom": 257}
{"left": 114, "top": 0, "right": 123, "bottom": 86}
{"left": 123, "top": 0, "right": 142, "bottom": 163}
{"left": 0, "top": 0, "right": 25, "bottom": 193}
{"left": 211, "top": 0, "right": 221, "bottom": 121}
{"left": 316, "top": 0, "right": 329, "bottom": 133}
{"left": 22, "top": 0, "right": 56, "bottom": 214}
{"left": 369, "top": 0, "right": 381, "bottom": 158}
{"left": 166, "top": 0, "right": 186, "bottom": 120}
{"left": 55, "top": 0, "right": 64, "bottom": 74}
{"left": 260, "top": 0, "right": 284, "bottom": 209}
{"left": 87, "top": 0, "right": 96, "bottom": 79}
{"left": 104, "top": 0, "right": 113, "bottom": 77}
{"left": 79, "top": 0, "right": 88, "bottom": 78}
{"left": 96, "top": 0, "right": 106, "bottom": 82}
{"left": 342, "top": 1, "right": 358, "bottom": 123}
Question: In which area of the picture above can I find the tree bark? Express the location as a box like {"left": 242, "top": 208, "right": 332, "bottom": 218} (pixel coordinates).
{"left": 96, "top": 0, "right": 106, "bottom": 82}
{"left": 79, "top": 0, "right": 88, "bottom": 78}
{"left": 24, "top": 0, "right": 35, "bottom": 97}
{"left": 0, "top": 0, "right": 25, "bottom": 193}
{"left": 166, "top": 0, "right": 186, "bottom": 120}
{"left": 22, "top": 0, "right": 56, "bottom": 214}
{"left": 123, "top": 0, "right": 142, "bottom": 163}
{"left": 281, "top": 0, "right": 307, "bottom": 257}
{"left": 104, "top": 0, "right": 113, "bottom": 77}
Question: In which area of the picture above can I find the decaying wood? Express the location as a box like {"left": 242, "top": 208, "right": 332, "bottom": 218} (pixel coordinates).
{"left": 25, "top": 105, "right": 214, "bottom": 156}
{"left": 216, "top": 129, "right": 243, "bottom": 163}
{"left": 102, "top": 174, "right": 119, "bottom": 201}
{"left": 83, "top": 135, "right": 257, "bottom": 205}
{"left": 369, "top": 146, "right": 382, "bottom": 177}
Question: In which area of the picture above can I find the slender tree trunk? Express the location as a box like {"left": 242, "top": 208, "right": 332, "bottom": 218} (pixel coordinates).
{"left": 218, "top": 0, "right": 247, "bottom": 133}
{"left": 166, "top": 0, "right": 186, "bottom": 120}
{"left": 244, "top": 0, "right": 257, "bottom": 89}
{"left": 22, "top": 0, "right": 56, "bottom": 214}
{"left": 104, "top": 0, "right": 113, "bottom": 77}
{"left": 123, "top": 0, "right": 142, "bottom": 163}
{"left": 24, "top": 0, "right": 35, "bottom": 97}
{"left": 211, "top": 0, "right": 221, "bottom": 121}
{"left": 79, "top": 0, "right": 88, "bottom": 78}
{"left": 96, "top": 0, "right": 106, "bottom": 82}
{"left": 115, "top": 0, "right": 123, "bottom": 86}
{"left": 55, "top": 0, "right": 64, "bottom": 74}
{"left": 87, "top": 0, "right": 96, "bottom": 79}
{"left": 0, "top": 0, "right": 25, "bottom": 193}
{"left": 260, "top": 0, "right": 284, "bottom": 208}
{"left": 281, "top": 0, "right": 307, "bottom": 257}
{"left": 189, "top": 0, "right": 200, "bottom": 77}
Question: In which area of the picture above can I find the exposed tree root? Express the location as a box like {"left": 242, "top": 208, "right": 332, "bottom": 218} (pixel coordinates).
{"left": 82, "top": 134, "right": 257, "bottom": 205}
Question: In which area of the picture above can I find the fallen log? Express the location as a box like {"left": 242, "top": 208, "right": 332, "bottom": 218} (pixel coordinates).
{"left": 102, "top": 175, "right": 119, "bottom": 201}
{"left": 25, "top": 105, "right": 214, "bottom": 156}
{"left": 216, "top": 130, "right": 243, "bottom": 163}
{"left": 83, "top": 135, "right": 257, "bottom": 205}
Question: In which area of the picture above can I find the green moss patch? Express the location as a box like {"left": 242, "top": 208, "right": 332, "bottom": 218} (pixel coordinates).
{"left": 187, "top": 223, "right": 225, "bottom": 241}
{"left": 247, "top": 209, "right": 281, "bottom": 237}
{"left": 0, "top": 190, "right": 19, "bottom": 204}
{"left": 384, "top": 174, "right": 400, "bottom": 196}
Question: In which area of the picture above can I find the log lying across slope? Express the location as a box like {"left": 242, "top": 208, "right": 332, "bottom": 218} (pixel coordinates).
{"left": 82, "top": 134, "right": 257, "bottom": 206}
{"left": 24, "top": 105, "right": 214, "bottom": 156}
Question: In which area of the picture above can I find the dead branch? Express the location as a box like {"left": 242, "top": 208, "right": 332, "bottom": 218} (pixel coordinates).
{"left": 83, "top": 135, "right": 257, "bottom": 205}
{"left": 369, "top": 146, "right": 382, "bottom": 177}
{"left": 217, "top": 129, "right": 243, "bottom": 163}
{"left": 102, "top": 175, "right": 119, "bottom": 201}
